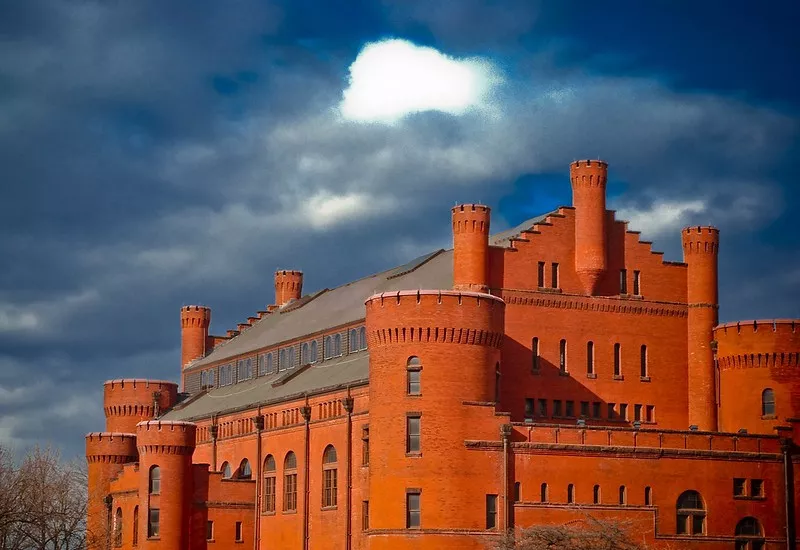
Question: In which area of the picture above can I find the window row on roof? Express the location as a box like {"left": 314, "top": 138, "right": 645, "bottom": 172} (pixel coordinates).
{"left": 195, "top": 326, "right": 368, "bottom": 392}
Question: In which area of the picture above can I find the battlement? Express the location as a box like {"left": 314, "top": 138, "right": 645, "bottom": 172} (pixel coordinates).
{"left": 104, "top": 379, "right": 179, "bottom": 433}
{"left": 569, "top": 159, "right": 608, "bottom": 188}
{"left": 136, "top": 420, "right": 197, "bottom": 455}
{"left": 365, "top": 290, "right": 505, "bottom": 349}
{"left": 180, "top": 305, "right": 211, "bottom": 328}
{"left": 451, "top": 204, "right": 491, "bottom": 234}
{"left": 715, "top": 319, "right": 800, "bottom": 370}
{"left": 681, "top": 226, "right": 720, "bottom": 255}
{"left": 275, "top": 269, "right": 303, "bottom": 305}
{"left": 85, "top": 432, "right": 138, "bottom": 464}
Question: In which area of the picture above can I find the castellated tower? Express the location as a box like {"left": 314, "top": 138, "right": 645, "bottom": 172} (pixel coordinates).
{"left": 85, "top": 433, "right": 138, "bottom": 550}
{"left": 104, "top": 379, "right": 178, "bottom": 433}
{"left": 570, "top": 160, "right": 608, "bottom": 295}
{"left": 136, "top": 420, "right": 196, "bottom": 549}
{"left": 275, "top": 269, "right": 303, "bottom": 306}
{"left": 682, "top": 226, "right": 720, "bottom": 431}
{"left": 452, "top": 204, "right": 490, "bottom": 292}
{"left": 715, "top": 320, "right": 800, "bottom": 433}
{"left": 180, "top": 305, "right": 211, "bottom": 370}
{"left": 365, "top": 290, "right": 505, "bottom": 550}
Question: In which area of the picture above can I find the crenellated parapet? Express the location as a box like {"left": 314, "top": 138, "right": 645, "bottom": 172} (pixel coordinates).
{"left": 181, "top": 305, "right": 211, "bottom": 373}
{"left": 716, "top": 319, "right": 800, "bottom": 434}
{"left": 452, "top": 204, "right": 491, "bottom": 292}
{"left": 85, "top": 432, "right": 138, "bottom": 464}
{"left": 104, "top": 379, "right": 178, "bottom": 433}
{"left": 275, "top": 269, "right": 303, "bottom": 306}
{"left": 136, "top": 420, "right": 197, "bottom": 455}
{"left": 570, "top": 160, "right": 608, "bottom": 295}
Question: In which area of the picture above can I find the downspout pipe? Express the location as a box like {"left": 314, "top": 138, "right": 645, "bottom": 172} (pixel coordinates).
{"left": 780, "top": 436, "right": 796, "bottom": 549}
{"left": 301, "top": 398, "right": 312, "bottom": 550}
{"left": 254, "top": 410, "right": 264, "bottom": 550}
{"left": 210, "top": 420, "right": 218, "bottom": 472}
{"left": 343, "top": 393, "right": 355, "bottom": 550}
{"left": 501, "top": 424, "right": 512, "bottom": 532}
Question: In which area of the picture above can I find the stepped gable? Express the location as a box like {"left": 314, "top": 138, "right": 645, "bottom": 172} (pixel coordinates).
{"left": 489, "top": 211, "right": 554, "bottom": 247}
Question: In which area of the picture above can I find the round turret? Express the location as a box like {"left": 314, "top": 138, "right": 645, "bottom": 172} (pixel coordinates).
{"left": 716, "top": 320, "right": 800, "bottom": 434}
{"left": 136, "top": 421, "right": 196, "bottom": 549}
{"left": 104, "top": 379, "right": 178, "bottom": 433}
{"left": 452, "top": 204, "right": 491, "bottom": 292}
{"left": 85, "top": 432, "right": 138, "bottom": 550}
{"left": 570, "top": 160, "right": 608, "bottom": 295}
{"left": 180, "top": 305, "right": 211, "bottom": 370}
{"left": 365, "top": 290, "right": 504, "bottom": 549}
{"left": 682, "top": 226, "right": 720, "bottom": 431}
{"left": 275, "top": 270, "right": 303, "bottom": 306}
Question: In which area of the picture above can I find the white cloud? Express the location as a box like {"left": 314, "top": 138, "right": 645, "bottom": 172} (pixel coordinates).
{"left": 303, "top": 191, "right": 396, "bottom": 230}
{"left": 0, "top": 305, "right": 40, "bottom": 333}
{"left": 339, "top": 38, "right": 502, "bottom": 124}
{"left": 615, "top": 200, "right": 707, "bottom": 238}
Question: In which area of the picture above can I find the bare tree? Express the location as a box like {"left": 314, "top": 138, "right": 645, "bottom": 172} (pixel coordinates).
{"left": 0, "top": 445, "right": 87, "bottom": 550}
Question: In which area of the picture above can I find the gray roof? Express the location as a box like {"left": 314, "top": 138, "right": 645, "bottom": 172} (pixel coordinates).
{"left": 166, "top": 212, "right": 551, "bottom": 420}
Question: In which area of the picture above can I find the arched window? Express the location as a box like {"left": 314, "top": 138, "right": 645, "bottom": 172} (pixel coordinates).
{"left": 284, "top": 452, "right": 298, "bottom": 512}
{"left": 762, "top": 389, "right": 776, "bottom": 416}
{"left": 735, "top": 517, "right": 764, "bottom": 550}
{"left": 587, "top": 341, "right": 595, "bottom": 375}
{"left": 645, "top": 486, "right": 653, "bottom": 506}
{"left": 288, "top": 347, "right": 295, "bottom": 368}
{"left": 149, "top": 466, "right": 160, "bottom": 494}
{"left": 349, "top": 329, "right": 358, "bottom": 351}
{"left": 263, "top": 455, "right": 276, "bottom": 513}
{"left": 132, "top": 506, "right": 138, "bottom": 546}
{"left": 114, "top": 507, "right": 123, "bottom": 547}
{"left": 322, "top": 445, "right": 338, "bottom": 508}
{"left": 676, "top": 490, "right": 705, "bottom": 535}
{"left": 221, "top": 462, "right": 232, "bottom": 479}
{"left": 334, "top": 334, "right": 342, "bottom": 356}
{"left": 619, "top": 485, "right": 626, "bottom": 505}
{"left": 324, "top": 336, "right": 333, "bottom": 360}
{"left": 238, "top": 459, "right": 252, "bottom": 480}
{"left": 540, "top": 483, "right": 548, "bottom": 503}
{"left": 310, "top": 340, "right": 318, "bottom": 362}
{"left": 567, "top": 484, "right": 575, "bottom": 504}
{"left": 640, "top": 345, "right": 648, "bottom": 378}
{"left": 593, "top": 485, "right": 600, "bottom": 504}
{"left": 407, "top": 356, "right": 421, "bottom": 395}
{"left": 614, "top": 343, "right": 622, "bottom": 376}
{"left": 301, "top": 343, "right": 310, "bottom": 364}
{"left": 359, "top": 327, "right": 367, "bottom": 350}
{"left": 560, "top": 339, "right": 567, "bottom": 373}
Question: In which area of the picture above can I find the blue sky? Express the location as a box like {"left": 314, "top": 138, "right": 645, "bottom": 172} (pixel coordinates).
{"left": 0, "top": 0, "right": 797, "bottom": 457}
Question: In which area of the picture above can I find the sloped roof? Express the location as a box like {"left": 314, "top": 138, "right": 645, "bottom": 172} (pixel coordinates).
{"left": 164, "top": 213, "right": 551, "bottom": 420}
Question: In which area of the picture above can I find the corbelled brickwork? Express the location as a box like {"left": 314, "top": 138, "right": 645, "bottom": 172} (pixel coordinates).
{"left": 86, "top": 159, "right": 800, "bottom": 550}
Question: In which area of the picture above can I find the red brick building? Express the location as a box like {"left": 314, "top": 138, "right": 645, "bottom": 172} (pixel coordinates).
{"left": 86, "top": 160, "right": 800, "bottom": 550}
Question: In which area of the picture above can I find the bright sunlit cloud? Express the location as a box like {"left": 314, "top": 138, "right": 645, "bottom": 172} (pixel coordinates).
{"left": 339, "top": 38, "right": 502, "bottom": 124}
{"left": 615, "top": 199, "right": 707, "bottom": 238}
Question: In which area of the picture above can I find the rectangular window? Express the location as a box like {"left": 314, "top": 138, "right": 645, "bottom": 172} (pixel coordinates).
{"left": 206, "top": 521, "right": 214, "bottom": 541}
{"left": 263, "top": 476, "right": 276, "bottom": 513}
{"left": 235, "top": 522, "right": 243, "bottom": 542}
{"left": 750, "top": 479, "right": 764, "bottom": 497}
{"left": 406, "top": 492, "right": 421, "bottom": 529}
{"left": 485, "top": 494, "right": 498, "bottom": 530}
{"left": 733, "top": 478, "right": 746, "bottom": 497}
{"left": 147, "top": 509, "right": 159, "bottom": 539}
{"left": 532, "top": 337, "right": 540, "bottom": 371}
{"left": 565, "top": 400, "right": 574, "bottom": 418}
{"left": 608, "top": 403, "right": 616, "bottom": 420}
{"left": 640, "top": 345, "right": 648, "bottom": 378}
{"left": 514, "top": 482, "right": 521, "bottom": 502}
{"left": 620, "top": 269, "right": 628, "bottom": 294}
{"left": 362, "top": 501, "right": 369, "bottom": 531}
{"left": 633, "top": 270, "right": 641, "bottom": 295}
{"left": 323, "top": 468, "right": 338, "bottom": 507}
{"left": 551, "top": 263, "right": 559, "bottom": 288}
{"left": 592, "top": 402, "right": 601, "bottom": 419}
{"left": 619, "top": 403, "right": 628, "bottom": 421}
{"left": 553, "top": 400, "right": 562, "bottom": 417}
{"left": 406, "top": 416, "right": 421, "bottom": 453}
{"left": 537, "top": 262, "right": 545, "bottom": 287}
{"left": 538, "top": 399, "right": 547, "bottom": 417}
{"left": 284, "top": 473, "right": 298, "bottom": 511}
{"left": 634, "top": 404, "right": 642, "bottom": 422}
{"left": 407, "top": 369, "right": 421, "bottom": 395}
{"left": 362, "top": 426, "right": 370, "bottom": 466}
{"left": 614, "top": 343, "right": 622, "bottom": 377}
{"left": 559, "top": 339, "right": 567, "bottom": 373}
{"left": 586, "top": 341, "right": 594, "bottom": 375}
{"left": 524, "top": 398, "right": 534, "bottom": 420}
{"left": 580, "top": 401, "right": 589, "bottom": 418}
{"left": 646, "top": 405, "right": 655, "bottom": 423}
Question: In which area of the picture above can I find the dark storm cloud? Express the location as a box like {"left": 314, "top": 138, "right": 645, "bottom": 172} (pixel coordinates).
{"left": 0, "top": 0, "right": 797, "bottom": 457}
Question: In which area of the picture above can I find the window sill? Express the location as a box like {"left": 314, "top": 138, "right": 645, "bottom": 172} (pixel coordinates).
{"left": 406, "top": 394, "right": 422, "bottom": 398}
{"left": 640, "top": 376, "right": 651, "bottom": 382}
{"left": 261, "top": 511, "right": 276, "bottom": 516}
{"left": 733, "top": 495, "right": 766, "bottom": 501}
{"left": 321, "top": 505, "right": 338, "bottom": 511}
{"left": 282, "top": 510, "right": 298, "bottom": 515}
{"left": 761, "top": 414, "right": 777, "bottom": 420}
{"left": 206, "top": 540, "right": 215, "bottom": 543}
{"left": 405, "top": 452, "right": 422, "bottom": 458}
{"left": 613, "top": 375, "right": 624, "bottom": 381}
{"left": 586, "top": 373, "right": 597, "bottom": 379}
{"left": 147, "top": 538, "right": 160, "bottom": 541}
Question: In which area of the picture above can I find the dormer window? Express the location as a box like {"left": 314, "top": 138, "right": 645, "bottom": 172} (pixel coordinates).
{"left": 259, "top": 353, "right": 274, "bottom": 376}
{"left": 324, "top": 334, "right": 342, "bottom": 360}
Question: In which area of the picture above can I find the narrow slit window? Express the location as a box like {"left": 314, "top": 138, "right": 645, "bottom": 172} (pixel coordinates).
{"left": 640, "top": 345, "right": 648, "bottom": 378}
{"left": 567, "top": 484, "right": 575, "bottom": 504}
{"left": 551, "top": 263, "right": 559, "bottom": 288}
{"left": 524, "top": 398, "right": 534, "bottom": 420}
{"left": 532, "top": 337, "right": 540, "bottom": 371}
{"left": 645, "top": 486, "right": 652, "bottom": 505}
{"left": 406, "top": 416, "right": 421, "bottom": 453}
{"left": 540, "top": 483, "right": 548, "bottom": 503}
{"left": 633, "top": 270, "right": 641, "bottom": 295}
{"left": 537, "top": 262, "right": 545, "bottom": 287}
{"left": 593, "top": 485, "right": 600, "bottom": 504}
{"left": 587, "top": 341, "right": 594, "bottom": 375}
{"left": 485, "top": 494, "right": 498, "bottom": 529}
{"left": 614, "top": 343, "right": 622, "bottom": 377}
{"left": 560, "top": 339, "right": 567, "bottom": 373}
{"left": 406, "top": 492, "right": 421, "bottom": 529}
{"left": 620, "top": 269, "right": 628, "bottom": 294}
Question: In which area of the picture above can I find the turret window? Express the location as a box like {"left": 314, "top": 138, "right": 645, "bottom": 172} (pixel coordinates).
{"left": 114, "top": 507, "right": 122, "bottom": 547}
{"left": 406, "top": 416, "right": 421, "bottom": 454}
{"left": 540, "top": 483, "right": 548, "bottom": 503}
{"left": 407, "top": 357, "right": 422, "bottom": 395}
{"left": 148, "top": 466, "right": 160, "bottom": 494}
{"left": 735, "top": 517, "right": 764, "bottom": 550}
{"left": 619, "top": 485, "right": 627, "bottom": 505}
{"left": 263, "top": 455, "right": 276, "bottom": 513}
{"left": 486, "top": 494, "right": 498, "bottom": 529}
{"left": 676, "top": 490, "right": 705, "bottom": 535}
{"left": 406, "top": 491, "right": 421, "bottom": 528}
{"left": 283, "top": 452, "right": 298, "bottom": 512}
{"left": 567, "top": 484, "right": 575, "bottom": 504}
{"left": 322, "top": 445, "right": 338, "bottom": 508}
{"left": 147, "top": 509, "right": 159, "bottom": 539}
{"left": 132, "top": 506, "right": 138, "bottom": 546}
{"left": 761, "top": 388, "right": 775, "bottom": 416}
